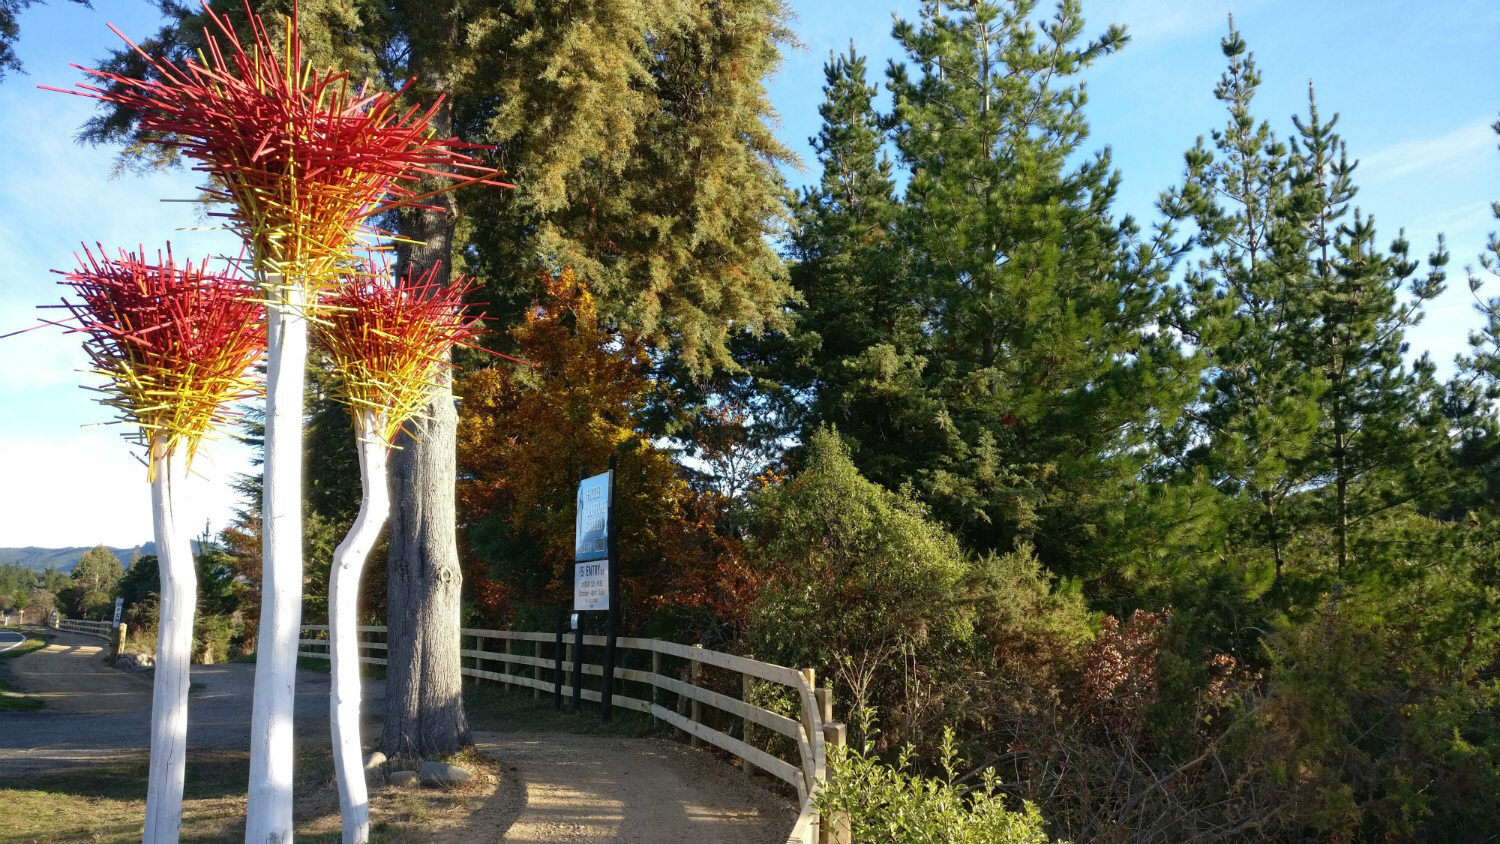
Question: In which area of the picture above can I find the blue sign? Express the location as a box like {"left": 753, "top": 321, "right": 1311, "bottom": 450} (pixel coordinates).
{"left": 574, "top": 471, "right": 611, "bottom": 562}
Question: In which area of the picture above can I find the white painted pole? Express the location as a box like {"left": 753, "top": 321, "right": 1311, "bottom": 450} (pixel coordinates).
{"left": 329, "top": 412, "right": 389, "bottom": 844}
{"left": 143, "top": 436, "right": 197, "bottom": 844}
{"left": 247, "top": 281, "right": 307, "bottom": 844}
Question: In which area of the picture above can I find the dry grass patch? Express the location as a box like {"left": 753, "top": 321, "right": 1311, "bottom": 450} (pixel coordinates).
{"left": 0, "top": 744, "right": 506, "bottom": 844}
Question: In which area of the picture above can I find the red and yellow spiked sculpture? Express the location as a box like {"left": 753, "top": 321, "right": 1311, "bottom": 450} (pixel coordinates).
{"left": 58, "top": 245, "right": 265, "bottom": 844}
{"left": 52, "top": 7, "right": 505, "bottom": 290}
{"left": 50, "top": 7, "right": 506, "bottom": 840}
{"left": 313, "top": 261, "right": 486, "bottom": 844}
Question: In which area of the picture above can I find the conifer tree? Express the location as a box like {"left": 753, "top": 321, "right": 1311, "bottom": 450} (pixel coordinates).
{"left": 780, "top": 46, "right": 929, "bottom": 481}
{"left": 1164, "top": 25, "right": 1448, "bottom": 591}
{"left": 870, "top": 0, "right": 1193, "bottom": 581}
{"left": 1290, "top": 94, "right": 1447, "bottom": 575}
{"left": 1160, "top": 21, "right": 1321, "bottom": 589}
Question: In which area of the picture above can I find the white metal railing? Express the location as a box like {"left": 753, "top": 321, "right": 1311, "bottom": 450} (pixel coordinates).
{"left": 59, "top": 617, "right": 113, "bottom": 641}
{"left": 299, "top": 624, "right": 843, "bottom": 843}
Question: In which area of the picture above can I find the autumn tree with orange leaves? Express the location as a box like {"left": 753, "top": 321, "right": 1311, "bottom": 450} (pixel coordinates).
{"left": 457, "top": 271, "right": 757, "bottom": 646}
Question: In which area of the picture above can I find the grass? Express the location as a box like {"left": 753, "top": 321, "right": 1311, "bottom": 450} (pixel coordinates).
{"left": 0, "top": 678, "right": 42, "bottom": 712}
{"left": 0, "top": 632, "right": 50, "bottom": 712}
{"left": 0, "top": 746, "right": 501, "bottom": 844}
{"left": 0, "top": 634, "right": 50, "bottom": 661}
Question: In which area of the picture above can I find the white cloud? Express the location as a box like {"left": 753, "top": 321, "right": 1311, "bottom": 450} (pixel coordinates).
{"left": 1359, "top": 118, "right": 1496, "bottom": 187}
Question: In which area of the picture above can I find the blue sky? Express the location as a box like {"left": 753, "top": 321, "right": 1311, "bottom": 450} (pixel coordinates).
{"left": 0, "top": 0, "right": 1495, "bottom": 548}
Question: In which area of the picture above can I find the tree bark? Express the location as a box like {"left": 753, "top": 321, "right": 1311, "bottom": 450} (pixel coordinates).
{"left": 380, "top": 97, "right": 471, "bottom": 754}
{"left": 380, "top": 370, "right": 471, "bottom": 757}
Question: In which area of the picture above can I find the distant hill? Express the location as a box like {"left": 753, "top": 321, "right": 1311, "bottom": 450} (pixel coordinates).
{"left": 0, "top": 544, "right": 156, "bottom": 573}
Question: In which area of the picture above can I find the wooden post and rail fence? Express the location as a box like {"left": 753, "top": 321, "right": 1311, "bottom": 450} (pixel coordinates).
{"left": 57, "top": 617, "right": 130, "bottom": 665}
{"left": 298, "top": 624, "right": 849, "bottom": 844}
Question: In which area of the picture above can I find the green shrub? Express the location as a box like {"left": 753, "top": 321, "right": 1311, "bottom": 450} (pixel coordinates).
{"left": 746, "top": 427, "right": 974, "bottom": 747}
{"left": 194, "top": 613, "right": 236, "bottom": 664}
{"left": 817, "top": 728, "right": 1058, "bottom": 844}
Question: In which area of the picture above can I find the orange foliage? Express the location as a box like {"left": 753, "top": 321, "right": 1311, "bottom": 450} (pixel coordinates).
{"left": 456, "top": 270, "right": 757, "bottom": 642}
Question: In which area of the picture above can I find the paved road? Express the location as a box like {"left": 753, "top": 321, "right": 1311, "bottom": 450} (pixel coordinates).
{"left": 0, "top": 629, "right": 379, "bottom": 776}
{"left": 0, "top": 630, "right": 24, "bottom": 653}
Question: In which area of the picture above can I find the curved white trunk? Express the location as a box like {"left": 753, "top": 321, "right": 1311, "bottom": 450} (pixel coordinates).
{"left": 143, "top": 437, "right": 198, "bottom": 844}
{"left": 329, "top": 412, "right": 389, "bottom": 844}
{"left": 247, "top": 284, "right": 307, "bottom": 844}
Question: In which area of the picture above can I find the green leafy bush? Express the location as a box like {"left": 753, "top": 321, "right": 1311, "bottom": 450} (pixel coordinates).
{"left": 746, "top": 427, "right": 974, "bottom": 746}
{"left": 817, "top": 729, "right": 1058, "bottom": 844}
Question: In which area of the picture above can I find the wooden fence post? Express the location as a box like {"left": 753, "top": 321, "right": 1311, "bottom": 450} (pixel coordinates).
{"left": 819, "top": 722, "right": 850, "bottom": 844}
{"left": 689, "top": 644, "right": 705, "bottom": 747}
{"left": 742, "top": 674, "right": 759, "bottom": 780}
{"left": 651, "top": 649, "right": 662, "bottom": 708}
{"left": 571, "top": 622, "right": 583, "bottom": 713}
{"left": 553, "top": 617, "right": 564, "bottom": 709}
{"left": 502, "top": 636, "right": 512, "bottom": 694}
{"left": 110, "top": 622, "right": 127, "bottom": 665}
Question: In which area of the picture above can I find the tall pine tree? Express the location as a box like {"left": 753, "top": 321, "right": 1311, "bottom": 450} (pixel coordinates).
{"left": 868, "top": 0, "right": 1194, "bottom": 583}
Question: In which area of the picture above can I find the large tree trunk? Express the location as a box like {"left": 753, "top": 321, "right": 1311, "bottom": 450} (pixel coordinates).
{"left": 380, "top": 81, "right": 471, "bottom": 753}
{"left": 380, "top": 369, "right": 471, "bottom": 757}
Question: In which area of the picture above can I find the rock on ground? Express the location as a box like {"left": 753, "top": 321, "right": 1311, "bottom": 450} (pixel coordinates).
{"left": 420, "top": 760, "right": 471, "bottom": 787}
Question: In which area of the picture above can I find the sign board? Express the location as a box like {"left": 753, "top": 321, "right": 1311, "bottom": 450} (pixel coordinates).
{"left": 574, "top": 561, "right": 609, "bottom": 612}
{"left": 575, "top": 471, "right": 612, "bottom": 561}
{"left": 112, "top": 597, "right": 124, "bottom": 629}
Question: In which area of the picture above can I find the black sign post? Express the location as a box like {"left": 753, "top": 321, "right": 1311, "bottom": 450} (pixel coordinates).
{"left": 553, "top": 613, "right": 564, "bottom": 710}
{"left": 571, "top": 460, "right": 622, "bottom": 723}
{"left": 599, "top": 455, "right": 621, "bottom": 724}
{"left": 571, "top": 611, "right": 583, "bottom": 713}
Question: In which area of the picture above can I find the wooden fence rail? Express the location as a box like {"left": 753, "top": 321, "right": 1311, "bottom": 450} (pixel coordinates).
{"left": 299, "top": 624, "right": 844, "bottom": 844}
{"left": 59, "top": 617, "right": 113, "bottom": 641}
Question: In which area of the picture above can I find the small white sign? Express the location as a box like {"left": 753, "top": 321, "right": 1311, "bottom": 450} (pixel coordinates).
{"left": 112, "top": 597, "right": 124, "bottom": 629}
{"left": 574, "top": 561, "right": 609, "bottom": 612}
{"left": 575, "top": 471, "right": 612, "bottom": 562}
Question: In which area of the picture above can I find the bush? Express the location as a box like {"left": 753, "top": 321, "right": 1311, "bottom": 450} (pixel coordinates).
{"left": 818, "top": 728, "right": 1058, "bottom": 844}
{"left": 746, "top": 427, "right": 973, "bottom": 748}
{"left": 194, "top": 613, "right": 236, "bottom": 664}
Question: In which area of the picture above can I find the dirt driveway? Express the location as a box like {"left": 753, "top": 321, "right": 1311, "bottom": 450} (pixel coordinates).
{"left": 0, "top": 630, "right": 796, "bottom": 843}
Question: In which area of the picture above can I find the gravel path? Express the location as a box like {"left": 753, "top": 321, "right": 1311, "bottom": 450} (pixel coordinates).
{"left": 453, "top": 732, "right": 796, "bottom": 844}
{"left": 0, "top": 629, "right": 797, "bottom": 843}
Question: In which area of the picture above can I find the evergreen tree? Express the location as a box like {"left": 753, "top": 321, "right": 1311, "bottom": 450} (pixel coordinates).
{"left": 867, "top": 0, "right": 1193, "bottom": 583}
{"left": 1158, "top": 20, "right": 1318, "bottom": 590}
{"left": 777, "top": 45, "right": 931, "bottom": 481}
{"left": 1164, "top": 25, "right": 1448, "bottom": 595}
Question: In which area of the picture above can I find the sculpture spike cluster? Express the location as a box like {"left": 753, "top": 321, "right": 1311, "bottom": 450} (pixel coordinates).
{"left": 46, "top": 1, "right": 509, "bottom": 305}
{"left": 315, "top": 261, "right": 488, "bottom": 445}
{"left": 53, "top": 244, "right": 266, "bottom": 469}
